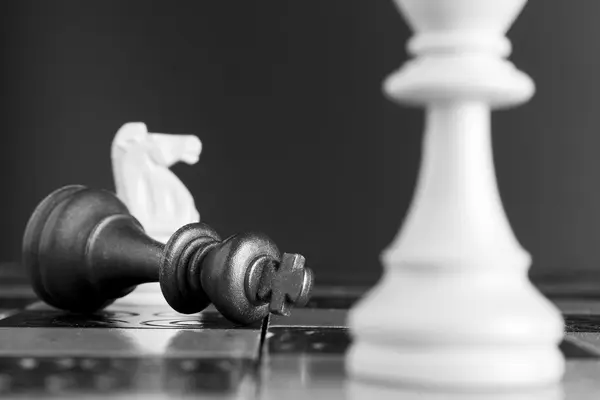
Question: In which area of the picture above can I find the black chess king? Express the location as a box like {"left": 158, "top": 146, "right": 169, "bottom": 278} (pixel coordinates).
{"left": 22, "top": 185, "right": 314, "bottom": 325}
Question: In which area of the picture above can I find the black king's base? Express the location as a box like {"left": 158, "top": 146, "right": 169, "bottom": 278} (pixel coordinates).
{"left": 22, "top": 185, "right": 314, "bottom": 325}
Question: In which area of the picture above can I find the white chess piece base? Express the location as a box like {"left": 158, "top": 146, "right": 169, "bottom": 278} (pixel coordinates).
{"left": 345, "top": 380, "right": 564, "bottom": 400}
{"left": 347, "top": 271, "right": 564, "bottom": 388}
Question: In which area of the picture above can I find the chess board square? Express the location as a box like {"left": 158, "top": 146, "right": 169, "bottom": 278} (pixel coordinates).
{"left": 268, "top": 327, "right": 349, "bottom": 354}
{"left": 0, "top": 303, "right": 262, "bottom": 330}
{"left": 269, "top": 309, "right": 346, "bottom": 328}
{"left": 0, "top": 356, "right": 257, "bottom": 396}
{"left": 565, "top": 315, "right": 600, "bottom": 333}
{"left": 0, "top": 328, "right": 261, "bottom": 358}
{"left": 0, "top": 301, "right": 264, "bottom": 397}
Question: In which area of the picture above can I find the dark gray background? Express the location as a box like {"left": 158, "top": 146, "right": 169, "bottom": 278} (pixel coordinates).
{"left": 0, "top": 1, "right": 595, "bottom": 286}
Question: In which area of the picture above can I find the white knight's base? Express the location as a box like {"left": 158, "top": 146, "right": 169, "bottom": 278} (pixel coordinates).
{"left": 346, "top": 270, "right": 565, "bottom": 389}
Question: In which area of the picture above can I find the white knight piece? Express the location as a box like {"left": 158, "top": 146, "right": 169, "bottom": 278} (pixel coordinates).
{"left": 111, "top": 122, "right": 202, "bottom": 244}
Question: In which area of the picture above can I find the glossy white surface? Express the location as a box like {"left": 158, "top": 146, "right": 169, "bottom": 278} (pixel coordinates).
{"left": 347, "top": 0, "right": 564, "bottom": 389}
{"left": 111, "top": 122, "right": 201, "bottom": 243}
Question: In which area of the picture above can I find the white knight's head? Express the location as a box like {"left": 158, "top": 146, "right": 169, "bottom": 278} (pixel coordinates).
{"left": 148, "top": 133, "right": 202, "bottom": 167}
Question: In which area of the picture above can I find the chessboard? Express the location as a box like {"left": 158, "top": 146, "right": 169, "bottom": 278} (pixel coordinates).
{"left": 0, "top": 264, "right": 597, "bottom": 399}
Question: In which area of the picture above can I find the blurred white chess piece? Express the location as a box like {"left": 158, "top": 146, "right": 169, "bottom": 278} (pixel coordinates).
{"left": 111, "top": 122, "right": 201, "bottom": 243}
{"left": 111, "top": 122, "right": 201, "bottom": 304}
{"left": 346, "top": 0, "right": 564, "bottom": 390}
